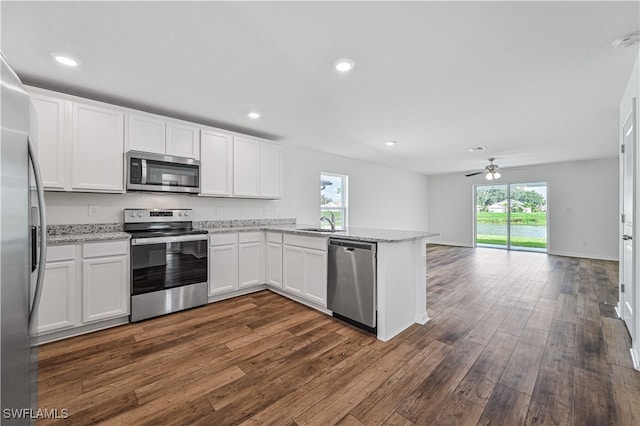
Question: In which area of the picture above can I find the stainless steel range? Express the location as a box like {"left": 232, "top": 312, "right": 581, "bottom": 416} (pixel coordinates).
{"left": 124, "top": 209, "right": 208, "bottom": 322}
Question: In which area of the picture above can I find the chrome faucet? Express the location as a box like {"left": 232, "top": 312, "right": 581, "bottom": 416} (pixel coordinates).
{"left": 320, "top": 212, "right": 336, "bottom": 230}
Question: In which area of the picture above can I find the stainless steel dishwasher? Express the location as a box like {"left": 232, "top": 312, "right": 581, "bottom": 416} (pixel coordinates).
{"left": 327, "top": 238, "right": 377, "bottom": 333}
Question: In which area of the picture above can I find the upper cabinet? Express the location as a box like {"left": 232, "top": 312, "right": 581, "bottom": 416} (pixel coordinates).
{"left": 233, "top": 136, "right": 282, "bottom": 199}
{"left": 200, "top": 128, "right": 234, "bottom": 196}
{"left": 29, "top": 87, "right": 281, "bottom": 198}
{"left": 126, "top": 112, "right": 200, "bottom": 160}
{"left": 29, "top": 88, "right": 125, "bottom": 193}
{"left": 30, "top": 93, "right": 67, "bottom": 190}
{"left": 71, "top": 102, "right": 125, "bottom": 192}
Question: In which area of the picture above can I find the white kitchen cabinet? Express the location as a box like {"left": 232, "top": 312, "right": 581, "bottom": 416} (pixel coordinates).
{"left": 266, "top": 232, "right": 283, "bottom": 288}
{"left": 166, "top": 120, "right": 200, "bottom": 159}
{"left": 283, "top": 235, "right": 328, "bottom": 307}
{"left": 233, "top": 136, "right": 283, "bottom": 199}
{"left": 30, "top": 93, "right": 67, "bottom": 190}
{"left": 35, "top": 245, "right": 77, "bottom": 334}
{"left": 127, "top": 113, "right": 200, "bottom": 160}
{"left": 233, "top": 136, "right": 261, "bottom": 196}
{"left": 238, "top": 232, "right": 263, "bottom": 288}
{"left": 82, "top": 241, "right": 129, "bottom": 323}
{"left": 209, "top": 233, "right": 239, "bottom": 295}
{"left": 126, "top": 113, "right": 166, "bottom": 154}
{"left": 35, "top": 241, "right": 130, "bottom": 340}
{"left": 200, "top": 128, "right": 233, "bottom": 196}
{"left": 71, "top": 102, "right": 125, "bottom": 192}
{"left": 259, "top": 141, "right": 283, "bottom": 198}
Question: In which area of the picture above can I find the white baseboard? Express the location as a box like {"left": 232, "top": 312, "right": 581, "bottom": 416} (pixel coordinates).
{"left": 428, "top": 241, "right": 473, "bottom": 248}
{"left": 547, "top": 250, "right": 618, "bottom": 261}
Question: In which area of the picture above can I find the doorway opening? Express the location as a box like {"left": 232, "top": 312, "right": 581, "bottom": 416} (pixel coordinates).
{"left": 475, "top": 182, "right": 548, "bottom": 252}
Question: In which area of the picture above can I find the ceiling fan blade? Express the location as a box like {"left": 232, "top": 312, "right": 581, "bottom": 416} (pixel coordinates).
{"left": 465, "top": 171, "right": 484, "bottom": 177}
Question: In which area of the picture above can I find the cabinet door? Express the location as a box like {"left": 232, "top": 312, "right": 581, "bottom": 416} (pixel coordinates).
{"left": 260, "top": 142, "right": 282, "bottom": 198}
{"left": 267, "top": 242, "right": 283, "bottom": 288}
{"left": 238, "top": 242, "right": 261, "bottom": 288}
{"left": 304, "top": 249, "right": 328, "bottom": 307}
{"left": 233, "top": 136, "right": 260, "bottom": 197}
{"left": 71, "top": 102, "right": 125, "bottom": 192}
{"left": 200, "top": 129, "right": 233, "bottom": 196}
{"left": 127, "top": 113, "right": 166, "bottom": 154}
{"left": 30, "top": 93, "right": 67, "bottom": 190}
{"left": 82, "top": 255, "right": 128, "bottom": 322}
{"left": 166, "top": 121, "right": 200, "bottom": 159}
{"left": 283, "top": 245, "right": 305, "bottom": 296}
{"left": 209, "top": 243, "right": 238, "bottom": 295}
{"left": 36, "top": 260, "right": 76, "bottom": 334}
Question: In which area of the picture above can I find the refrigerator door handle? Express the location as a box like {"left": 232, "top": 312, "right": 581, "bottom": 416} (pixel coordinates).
{"left": 27, "top": 136, "right": 47, "bottom": 334}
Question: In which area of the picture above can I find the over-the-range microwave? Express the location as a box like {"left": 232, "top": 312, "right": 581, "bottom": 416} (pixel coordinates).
{"left": 126, "top": 151, "right": 200, "bottom": 194}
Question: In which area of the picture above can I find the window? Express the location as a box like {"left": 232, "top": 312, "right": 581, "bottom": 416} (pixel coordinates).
{"left": 321, "top": 172, "right": 348, "bottom": 229}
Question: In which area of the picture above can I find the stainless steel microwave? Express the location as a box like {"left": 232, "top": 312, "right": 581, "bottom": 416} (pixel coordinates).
{"left": 126, "top": 151, "right": 200, "bottom": 194}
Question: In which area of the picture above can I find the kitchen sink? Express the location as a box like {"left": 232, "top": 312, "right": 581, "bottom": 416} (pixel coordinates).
{"left": 298, "top": 227, "right": 346, "bottom": 233}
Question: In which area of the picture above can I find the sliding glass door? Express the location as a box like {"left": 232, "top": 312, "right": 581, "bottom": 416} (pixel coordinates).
{"left": 475, "top": 182, "right": 547, "bottom": 252}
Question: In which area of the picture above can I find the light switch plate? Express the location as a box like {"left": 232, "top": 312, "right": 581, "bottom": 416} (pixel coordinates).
{"left": 88, "top": 205, "right": 99, "bottom": 217}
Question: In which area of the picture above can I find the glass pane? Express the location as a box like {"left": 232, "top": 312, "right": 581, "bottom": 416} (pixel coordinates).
{"left": 146, "top": 160, "right": 199, "bottom": 187}
{"left": 476, "top": 184, "right": 508, "bottom": 248}
{"left": 509, "top": 182, "right": 547, "bottom": 251}
{"left": 321, "top": 174, "right": 345, "bottom": 229}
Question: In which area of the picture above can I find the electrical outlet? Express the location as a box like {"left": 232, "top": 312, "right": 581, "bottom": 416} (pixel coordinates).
{"left": 264, "top": 207, "right": 269, "bottom": 215}
{"left": 216, "top": 207, "right": 223, "bottom": 215}
{"left": 274, "top": 207, "right": 279, "bottom": 214}
{"left": 88, "top": 205, "right": 99, "bottom": 217}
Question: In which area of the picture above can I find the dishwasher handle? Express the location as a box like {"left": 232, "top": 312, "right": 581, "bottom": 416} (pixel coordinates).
{"left": 329, "top": 238, "right": 376, "bottom": 251}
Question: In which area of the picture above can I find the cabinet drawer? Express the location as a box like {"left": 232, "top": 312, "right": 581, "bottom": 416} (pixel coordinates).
{"left": 266, "top": 232, "right": 283, "bottom": 244}
{"left": 283, "top": 234, "right": 328, "bottom": 251}
{"left": 210, "top": 233, "right": 237, "bottom": 246}
{"left": 83, "top": 240, "right": 128, "bottom": 258}
{"left": 46, "top": 245, "right": 76, "bottom": 262}
{"left": 239, "top": 232, "right": 262, "bottom": 244}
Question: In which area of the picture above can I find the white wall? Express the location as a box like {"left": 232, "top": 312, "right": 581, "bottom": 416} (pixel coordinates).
{"left": 44, "top": 144, "right": 430, "bottom": 231}
{"left": 428, "top": 158, "right": 619, "bottom": 260}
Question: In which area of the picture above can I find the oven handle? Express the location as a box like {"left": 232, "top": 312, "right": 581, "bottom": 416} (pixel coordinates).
{"left": 131, "top": 234, "right": 208, "bottom": 246}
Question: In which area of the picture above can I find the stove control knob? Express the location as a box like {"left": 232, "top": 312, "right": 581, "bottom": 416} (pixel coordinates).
{"left": 178, "top": 212, "right": 183, "bottom": 217}
{"left": 137, "top": 212, "right": 143, "bottom": 217}
{"left": 184, "top": 212, "right": 189, "bottom": 217}
{"left": 129, "top": 212, "right": 135, "bottom": 217}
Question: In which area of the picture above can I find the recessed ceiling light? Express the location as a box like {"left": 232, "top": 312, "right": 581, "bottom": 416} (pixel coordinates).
{"left": 385, "top": 140, "right": 397, "bottom": 147}
{"left": 248, "top": 111, "right": 261, "bottom": 119}
{"left": 52, "top": 53, "right": 79, "bottom": 67}
{"left": 334, "top": 58, "right": 355, "bottom": 73}
{"left": 613, "top": 30, "right": 640, "bottom": 49}
{"left": 467, "top": 146, "right": 486, "bottom": 152}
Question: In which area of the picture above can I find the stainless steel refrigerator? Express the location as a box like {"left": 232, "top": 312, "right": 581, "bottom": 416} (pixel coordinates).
{"left": 0, "top": 52, "right": 47, "bottom": 424}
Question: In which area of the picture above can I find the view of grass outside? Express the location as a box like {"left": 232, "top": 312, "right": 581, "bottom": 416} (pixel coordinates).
{"left": 476, "top": 183, "right": 548, "bottom": 250}
{"left": 321, "top": 173, "right": 347, "bottom": 229}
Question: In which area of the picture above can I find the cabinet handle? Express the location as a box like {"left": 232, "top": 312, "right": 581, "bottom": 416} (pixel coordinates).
{"left": 622, "top": 235, "right": 633, "bottom": 240}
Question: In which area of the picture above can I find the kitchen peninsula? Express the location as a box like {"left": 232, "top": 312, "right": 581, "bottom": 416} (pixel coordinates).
{"left": 42, "top": 220, "right": 438, "bottom": 343}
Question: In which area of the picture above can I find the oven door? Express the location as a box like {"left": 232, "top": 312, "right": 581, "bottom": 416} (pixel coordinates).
{"left": 131, "top": 235, "right": 208, "bottom": 296}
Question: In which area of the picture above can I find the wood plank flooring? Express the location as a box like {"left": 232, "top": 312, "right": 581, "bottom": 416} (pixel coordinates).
{"left": 37, "top": 245, "right": 640, "bottom": 425}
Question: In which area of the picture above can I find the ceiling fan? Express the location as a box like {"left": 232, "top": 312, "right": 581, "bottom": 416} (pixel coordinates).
{"left": 465, "top": 158, "right": 502, "bottom": 180}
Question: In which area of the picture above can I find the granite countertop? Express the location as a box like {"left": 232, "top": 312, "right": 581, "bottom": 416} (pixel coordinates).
{"left": 45, "top": 219, "right": 438, "bottom": 244}
{"left": 46, "top": 223, "right": 130, "bottom": 245}
{"left": 200, "top": 223, "right": 439, "bottom": 243}
{"left": 48, "top": 232, "right": 131, "bottom": 245}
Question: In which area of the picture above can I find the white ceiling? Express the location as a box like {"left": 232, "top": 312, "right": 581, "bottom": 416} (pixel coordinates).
{"left": 2, "top": 1, "right": 639, "bottom": 175}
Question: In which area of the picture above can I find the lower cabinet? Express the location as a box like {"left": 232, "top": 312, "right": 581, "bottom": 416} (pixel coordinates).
{"left": 283, "top": 235, "right": 328, "bottom": 307}
{"left": 35, "top": 240, "right": 129, "bottom": 337}
{"left": 82, "top": 241, "right": 128, "bottom": 323}
{"left": 36, "top": 245, "right": 77, "bottom": 334}
{"left": 209, "top": 232, "right": 263, "bottom": 295}
{"left": 266, "top": 232, "right": 283, "bottom": 288}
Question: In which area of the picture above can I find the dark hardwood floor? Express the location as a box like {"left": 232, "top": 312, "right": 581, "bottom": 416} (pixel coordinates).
{"left": 37, "top": 244, "right": 640, "bottom": 425}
